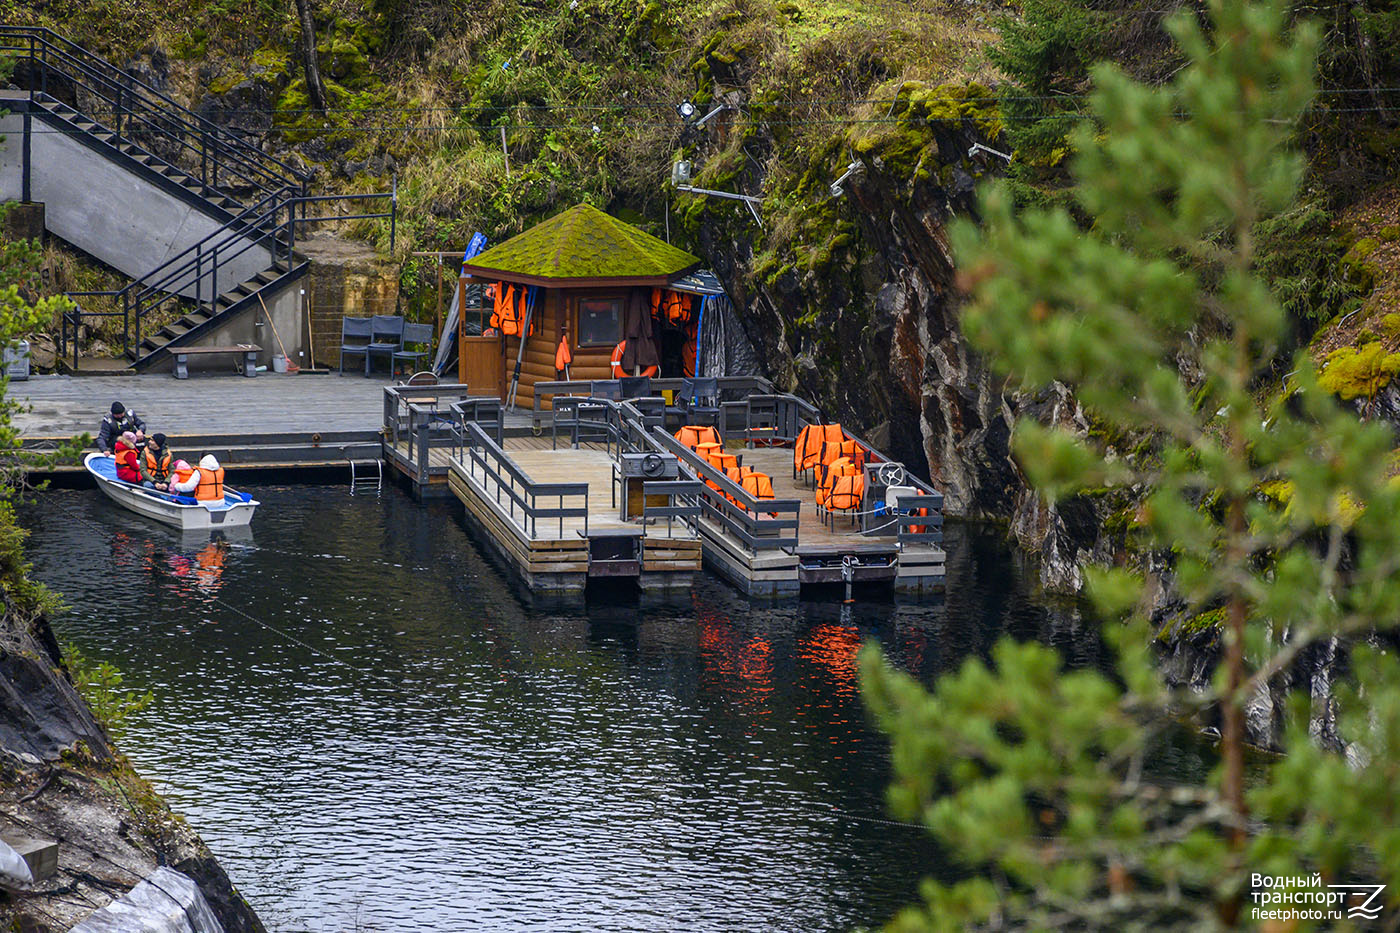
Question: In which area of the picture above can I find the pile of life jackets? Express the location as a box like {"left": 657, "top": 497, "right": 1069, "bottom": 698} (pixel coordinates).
{"left": 652, "top": 288, "right": 694, "bottom": 325}
{"left": 653, "top": 288, "right": 700, "bottom": 378}
{"left": 489, "top": 282, "right": 536, "bottom": 337}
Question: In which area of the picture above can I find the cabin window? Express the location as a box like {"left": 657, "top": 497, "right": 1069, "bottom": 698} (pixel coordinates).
{"left": 577, "top": 298, "right": 623, "bottom": 347}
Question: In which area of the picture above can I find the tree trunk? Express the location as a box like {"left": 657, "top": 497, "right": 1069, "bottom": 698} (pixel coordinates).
{"left": 294, "top": 0, "right": 329, "bottom": 112}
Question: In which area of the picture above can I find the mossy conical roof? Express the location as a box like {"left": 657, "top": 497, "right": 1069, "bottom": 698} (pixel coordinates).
{"left": 460, "top": 203, "right": 700, "bottom": 285}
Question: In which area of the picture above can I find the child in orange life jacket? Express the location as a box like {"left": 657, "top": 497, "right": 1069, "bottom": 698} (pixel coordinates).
{"left": 113, "top": 432, "right": 142, "bottom": 483}
{"left": 169, "top": 459, "right": 201, "bottom": 496}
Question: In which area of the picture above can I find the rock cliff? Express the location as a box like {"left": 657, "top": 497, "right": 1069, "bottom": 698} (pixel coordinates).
{"left": 0, "top": 608, "right": 264, "bottom": 932}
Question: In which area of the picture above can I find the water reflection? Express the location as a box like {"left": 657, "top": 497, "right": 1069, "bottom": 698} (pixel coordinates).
{"left": 21, "top": 486, "right": 1121, "bottom": 933}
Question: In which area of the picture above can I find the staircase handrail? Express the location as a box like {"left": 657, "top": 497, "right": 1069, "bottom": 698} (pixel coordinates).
{"left": 124, "top": 189, "right": 292, "bottom": 302}
{"left": 0, "top": 24, "right": 306, "bottom": 200}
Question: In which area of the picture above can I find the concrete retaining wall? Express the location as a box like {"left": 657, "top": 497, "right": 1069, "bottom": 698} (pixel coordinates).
{"left": 140, "top": 275, "right": 304, "bottom": 375}
{"left": 0, "top": 111, "right": 271, "bottom": 297}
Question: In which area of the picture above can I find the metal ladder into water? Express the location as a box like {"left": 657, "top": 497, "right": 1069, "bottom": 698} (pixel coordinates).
{"left": 345, "top": 446, "right": 383, "bottom": 496}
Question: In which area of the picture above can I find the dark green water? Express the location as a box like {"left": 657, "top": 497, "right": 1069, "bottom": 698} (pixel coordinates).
{"left": 18, "top": 485, "right": 1196, "bottom": 932}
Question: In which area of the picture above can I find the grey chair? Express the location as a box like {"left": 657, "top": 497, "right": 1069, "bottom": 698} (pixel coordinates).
{"left": 366, "top": 315, "right": 404, "bottom": 376}
{"left": 590, "top": 379, "right": 622, "bottom": 400}
{"left": 619, "top": 375, "right": 652, "bottom": 399}
{"left": 393, "top": 322, "right": 434, "bottom": 376}
{"left": 338, "top": 316, "right": 373, "bottom": 375}
{"left": 680, "top": 377, "right": 721, "bottom": 427}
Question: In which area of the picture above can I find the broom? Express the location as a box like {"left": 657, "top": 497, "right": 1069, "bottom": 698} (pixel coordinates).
{"left": 257, "top": 293, "right": 299, "bottom": 373}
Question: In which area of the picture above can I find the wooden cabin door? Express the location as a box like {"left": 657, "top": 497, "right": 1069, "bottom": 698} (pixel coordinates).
{"left": 459, "top": 337, "right": 502, "bottom": 396}
{"left": 456, "top": 278, "right": 503, "bottom": 396}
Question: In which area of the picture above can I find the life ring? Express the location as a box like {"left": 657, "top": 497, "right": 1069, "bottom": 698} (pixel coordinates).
{"left": 610, "top": 341, "right": 659, "bottom": 379}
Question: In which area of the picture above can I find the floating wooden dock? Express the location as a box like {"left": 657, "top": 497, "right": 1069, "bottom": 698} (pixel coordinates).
{"left": 17, "top": 373, "right": 386, "bottom": 478}
{"left": 387, "top": 378, "right": 946, "bottom": 599}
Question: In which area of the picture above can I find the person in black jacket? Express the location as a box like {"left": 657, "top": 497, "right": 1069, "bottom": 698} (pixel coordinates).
{"left": 96, "top": 401, "right": 145, "bottom": 454}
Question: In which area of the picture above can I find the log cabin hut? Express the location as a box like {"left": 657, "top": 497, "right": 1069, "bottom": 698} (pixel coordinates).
{"left": 457, "top": 203, "right": 702, "bottom": 410}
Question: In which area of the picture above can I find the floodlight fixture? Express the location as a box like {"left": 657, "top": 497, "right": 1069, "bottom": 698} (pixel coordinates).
{"left": 829, "top": 160, "right": 859, "bottom": 199}
{"left": 676, "top": 100, "right": 729, "bottom": 127}
{"left": 672, "top": 160, "right": 693, "bottom": 185}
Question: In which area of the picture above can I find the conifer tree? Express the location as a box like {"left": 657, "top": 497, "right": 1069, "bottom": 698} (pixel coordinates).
{"left": 861, "top": 2, "right": 1400, "bottom": 927}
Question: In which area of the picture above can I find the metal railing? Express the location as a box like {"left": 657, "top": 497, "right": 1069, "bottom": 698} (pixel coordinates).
{"left": 649, "top": 427, "right": 800, "bottom": 552}
{"left": 0, "top": 24, "right": 305, "bottom": 202}
{"left": 736, "top": 392, "right": 946, "bottom": 548}
{"left": 380, "top": 383, "right": 478, "bottom": 480}
{"left": 59, "top": 191, "right": 396, "bottom": 366}
{"left": 452, "top": 421, "right": 590, "bottom": 540}
{"left": 531, "top": 376, "right": 776, "bottom": 429}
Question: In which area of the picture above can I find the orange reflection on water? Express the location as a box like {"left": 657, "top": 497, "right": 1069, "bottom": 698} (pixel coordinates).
{"left": 695, "top": 597, "right": 773, "bottom": 709}
{"left": 798, "top": 623, "right": 862, "bottom": 694}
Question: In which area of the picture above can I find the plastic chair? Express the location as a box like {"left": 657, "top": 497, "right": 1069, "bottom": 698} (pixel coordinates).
{"left": 338, "top": 316, "right": 372, "bottom": 375}
{"left": 680, "top": 377, "right": 721, "bottom": 428}
{"left": 590, "top": 379, "right": 622, "bottom": 400}
{"left": 393, "top": 322, "right": 434, "bottom": 376}
{"left": 366, "top": 315, "right": 405, "bottom": 376}
{"left": 794, "top": 423, "right": 845, "bottom": 480}
{"left": 619, "top": 375, "right": 652, "bottom": 399}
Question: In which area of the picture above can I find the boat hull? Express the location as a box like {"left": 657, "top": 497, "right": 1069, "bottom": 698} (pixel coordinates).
{"left": 84, "top": 453, "right": 259, "bottom": 531}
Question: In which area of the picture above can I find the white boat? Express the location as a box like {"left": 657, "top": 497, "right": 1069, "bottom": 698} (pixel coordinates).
{"left": 84, "top": 452, "right": 259, "bottom": 531}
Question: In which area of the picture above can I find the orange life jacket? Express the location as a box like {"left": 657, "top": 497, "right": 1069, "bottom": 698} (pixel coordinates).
{"left": 114, "top": 442, "right": 140, "bottom": 482}
{"left": 554, "top": 334, "right": 572, "bottom": 373}
{"left": 668, "top": 291, "right": 692, "bottom": 325}
{"left": 794, "top": 424, "right": 844, "bottom": 473}
{"left": 195, "top": 466, "right": 225, "bottom": 501}
{"left": 741, "top": 471, "right": 774, "bottom": 501}
{"left": 820, "top": 439, "right": 865, "bottom": 471}
{"left": 172, "top": 465, "right": 195, "bottom": 485}
{"left": 610, "top": 341, "right": 658, "bottom": 379}
{"left": 490, "top": 282, "right": 534, "bottom": 337}
{"left": 825, "top": 473, "right": 864, "bottom": 512}
{"left": 817, "top": 457, "right": 859, "bottom": 508}
{"left": 143, "top": 447, "right": 172, "bottom": 481}
{"left": 675, "top": 424, "right": 721, "bottom": 451}
{"left": 651, "top": 289, "right": 692, "bottom": 325}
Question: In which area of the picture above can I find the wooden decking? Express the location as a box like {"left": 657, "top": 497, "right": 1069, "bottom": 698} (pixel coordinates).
{"left": 19, "top": 373, "right": 388, "bottom": 473}
{"left": 446, "top": 437, "right": 701, "bottom": 597}
{"left": 690, "top": 444, "right": 946, "bottom": 597}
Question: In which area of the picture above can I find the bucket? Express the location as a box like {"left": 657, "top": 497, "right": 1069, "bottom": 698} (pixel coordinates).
{"left": 271, "top": 353, "right": 288, "bottom": 373}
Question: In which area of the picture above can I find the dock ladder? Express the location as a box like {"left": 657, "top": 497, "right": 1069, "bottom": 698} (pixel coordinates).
{"left": 345, "top": 445, "right": 383, "bottom": 496}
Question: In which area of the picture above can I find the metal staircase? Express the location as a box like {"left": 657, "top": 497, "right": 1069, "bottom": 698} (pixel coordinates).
{"left": 0, "top": 25, "right": 395, "bottom": 372}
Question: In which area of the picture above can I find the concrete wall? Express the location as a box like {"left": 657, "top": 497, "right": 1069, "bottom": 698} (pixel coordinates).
{"left": 141, "top": 277, "right": 303, "bottom": 374}
{"left": 0, "top": 111, "right": 272, "bottom": 298}
{"left": 300, "top": 237, "right": 400, "bottom": 370}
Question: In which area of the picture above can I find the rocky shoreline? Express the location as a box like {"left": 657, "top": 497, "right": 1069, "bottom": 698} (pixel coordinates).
{"left": 0, "top": 609, "right": 264, "bottom": 932}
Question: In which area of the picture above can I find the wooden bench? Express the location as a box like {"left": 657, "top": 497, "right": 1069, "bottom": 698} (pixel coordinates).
{"left": 172, "top": 344, "right": 261, "bottom": 379}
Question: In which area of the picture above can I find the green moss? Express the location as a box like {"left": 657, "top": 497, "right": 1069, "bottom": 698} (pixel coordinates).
{"left": 466, "top": 203, "right": 698, "bottom": 279}
{"left": 847, "top": 80, "right": 1002, "bottom": 182}
{"left": 1165, "top": 606, "right": 1226, "bottom": 640}
{"left": 207, "top": 69, "right": 246, "bottom": 96}
{"left": 1380, "top": 225, "right": 1400, "bottom": 243}
{"left": 1340, "top": 236, "right": 1381, "bottom": 294}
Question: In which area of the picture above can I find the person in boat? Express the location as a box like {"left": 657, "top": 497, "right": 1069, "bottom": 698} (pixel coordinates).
{"left": 113, "top": 431, "right": 142, "bottom": 484}
{"left": 193, "top": 454, "right": 225, "bottom": 501}
{"left": 96, "top": 401, "right": 145, "bottom": 454}
{"left": 140, "top": 433, "right": 174, "bottom": 492}
{"left": 168, "top": 460, "right": 201, "bottom": 497}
